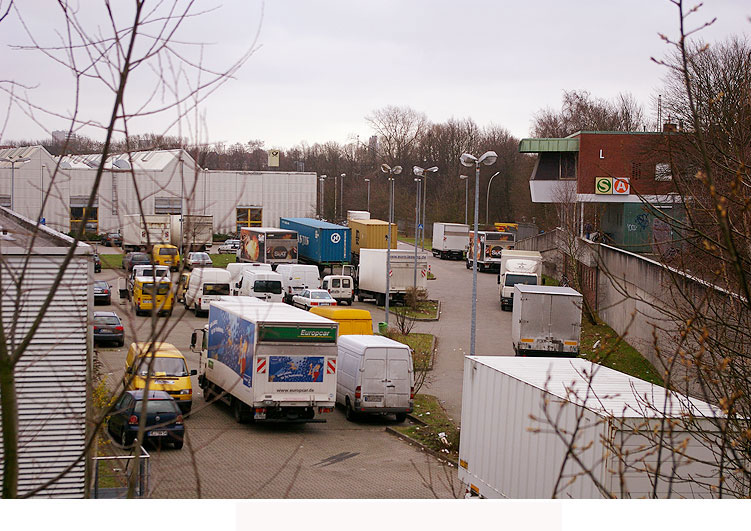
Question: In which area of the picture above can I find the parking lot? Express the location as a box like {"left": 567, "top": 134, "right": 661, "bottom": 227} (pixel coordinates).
{"left": 93, "top": 242, "right": 512, "bottom": 498}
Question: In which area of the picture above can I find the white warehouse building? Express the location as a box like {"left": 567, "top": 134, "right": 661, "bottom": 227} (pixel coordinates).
{"left": 0, "top": 146, "right": 317, "bottom": 236}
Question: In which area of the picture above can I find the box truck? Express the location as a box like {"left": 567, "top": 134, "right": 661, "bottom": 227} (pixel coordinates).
{"left": 279, "top": 217, "right": 351, "bottom": 266}
{"left": 498, "top": 250, "right": 542, "bottom": 311}
{"left": 458, "top": 356, "right": 720, "bottom": 498}
{"left": 170, "top": 214, "right": 213, "bottom": 252}
{"left": 191, "top": 298, "right": 338, "bottom": 423}
{"left": 238, "top": 227, "right": 298, "bottom": 266}
{"left": 346, "top": 210, "right": 370, "bottom": 224}
{"left": 512, "top": 284, "right": 582, "bottom": 356}
{"left": 466, "top": 230, "right": 514, "bottom": 272}
{"left": 354, "top": 249, "right": 428, "bottom": 306}
{"left": 122, "top": 214, "right": 171, "bottom": 252}
{"left": 432, "top": 222, "right": 469, "bottom": 260}
{"left": 349, "top": 219, "right": 397, "bottom": 265}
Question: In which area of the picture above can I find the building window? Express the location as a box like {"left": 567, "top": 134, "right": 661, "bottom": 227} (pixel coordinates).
{"left": 70, "top": 196, "right": 98, "bottom": 233}
{"left": 236, "top": 207, "right": 262, "bottom": 234}
{"left": 560, "top": 153, "right": 577, "bottom": 180}
{"left": 154, "top": 197, "right": 182, "bottom": 214}
{"left": 0, "top": 195, "right": 10, "bottom": 208}
{"left": 631, "top": 162, "right": 642, "bottom": 180}
{"left": 655, "top": 162, "right": 672, "bottom": 181}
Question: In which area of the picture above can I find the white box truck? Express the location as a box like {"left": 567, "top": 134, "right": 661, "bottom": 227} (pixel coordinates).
{"left": 191, "top": 298, "right": 338, "bottom": 423}
{"left": 458, "top": 356, "right": 721, "bottom": 499}
{"left": 512, "top": 284, "right": 582, "bottom": 357}
{"left": 346, "top": 210, "right": 370, "bottom": 224}
{"left": 336, "top": 335, "right": 414, "bottom": 422}
{"left": 122, "top": 214, "right": 171, "bottom": 252}
{"left": 432, "top": 222, "right": 469, "bottom": 260}
{"left": 170, "top": 214, "right": 213, "bottom": 252}
{"left": 498, "top": 250, "right": 542, "bottom": 311}
{"left": 355, "top": 249, "right": 429, "bottom": 306}
{"left": 238, "top": 227, "right": 298, "bottom": 266}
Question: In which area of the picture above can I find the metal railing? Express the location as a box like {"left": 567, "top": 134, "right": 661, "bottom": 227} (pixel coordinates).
{"left": 92, "top": 447, "right": 151, "bottom": 498}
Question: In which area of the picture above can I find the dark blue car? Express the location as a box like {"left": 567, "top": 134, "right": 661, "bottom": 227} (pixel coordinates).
{"left": 108, "top": 390, "right": 185, "bottom": 449}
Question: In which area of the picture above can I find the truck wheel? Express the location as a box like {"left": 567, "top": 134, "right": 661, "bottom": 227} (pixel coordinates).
{"left": 395, "top": 412, "right": 407, "bottom": 423}
{"left": 232, "top": 399, "right": 250, "bottom": 424}
{"left": 204, "top": 384, "right": 214, "bottom": 402}
{"left": 345, "top": 400, "right": 358, "bottom": 422}
{"left": 466, "top": 261, "right": 471, "bottom": 269}
{"left": 376, "top": 294, "right": 385, "bottom": 307}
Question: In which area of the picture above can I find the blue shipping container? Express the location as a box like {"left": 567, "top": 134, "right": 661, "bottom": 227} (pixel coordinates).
{"left": 279, "top": 218, "right": 351, "bottom": 264}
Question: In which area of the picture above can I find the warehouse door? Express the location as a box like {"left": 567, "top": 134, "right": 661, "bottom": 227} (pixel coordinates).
{"left": 70, "top": 196, "right": 99, "bottom": 234}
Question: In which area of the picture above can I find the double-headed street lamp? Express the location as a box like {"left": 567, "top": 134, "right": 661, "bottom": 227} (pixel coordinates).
{"left": 415, "top": 166, "right": 438, "bottom": 250}
{"left": 0, "top": 155, "right": 31, "bottom": 211}
{"left": 485, "top": 171, "right": 500, "bottom": 226}
{"left": 412, "top": 168, "right": 423, "bottom": 291}
{"left": 364, "top": 178, "right": 371, "bottom": 211}
{"left": 459, "top": 175, "right": 469, "bottom": 225}
{"left": 460, "top": 151, "right": 498, "bottom": 357}
{"left": 381, "top": 163, "right": 402, "bottom": 326}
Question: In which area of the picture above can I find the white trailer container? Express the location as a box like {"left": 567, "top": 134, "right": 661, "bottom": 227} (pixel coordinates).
{"left": 458, "top": 356, "right": 721, "bottom": 499}
{"left": 432, "top": 222, "right": 469, "bottom": 260}
{"left": 170, "top": 214, "right": 213, "bottom": 252}
{"left": 238, "top": 227, "right": 298, "bottom": 265}
{"left": 347, "top": 210, "right": 370, "bottom": 223}
{"left": 498, "top": 250, "right": 542, "bottom": 311}
{"left": 122, "top": 214, "right": 171, "bottom": 251}
{"left": 356, "top": 249, "right": 429, "bottom": 306}
{"left": 192, "top": 298, "right": 337, "bottom": 423}
{"left": 466, "top": 230, "right": 514, "bottom": 272}
{"left": 512, "top": 284, "right": 582, "bottom": 356}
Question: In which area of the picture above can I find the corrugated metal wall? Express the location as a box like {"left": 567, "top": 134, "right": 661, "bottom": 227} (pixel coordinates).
{"left": 0, "top": 252, "right": 90, "bottom": 498}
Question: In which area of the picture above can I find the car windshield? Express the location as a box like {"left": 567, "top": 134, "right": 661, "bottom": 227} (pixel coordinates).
{"left": 137, "top": 357, "right": 188, "bottom": 377}
{"left": 254, "top": 280, "right": 282, "bottom": 294}
{"left": 94, "top": 281, "right": 109, "bottom": 289}
{"left": 311, "top": 291, "right": 333, "bottom": 299}
{"left": 94, "top": 315, "right": 120, "bottom": 325}
{"left": 203, "top": 283, "right": 230, "bottom": 295}
{"left": 134, "top": 399, "right": 178, "bottom": 415}
{"left": 132, "top": 253, "right": 149, "bottom": 262}
{"left": 192, "top": 253, "right": 210, "bottom": 260}
{"left": 141, "top": 282, "right": 171, "bottom": 295}
{"left": 159, "top": 248, "right": 178, "bottom": 255}
{"left": 505, "top": 274, "right": 538, "bottom": 287}
{"left": 109, "top": 233, "right": 120, "bottom": 238}
{"left": 138, "top": 268, "right": 168, "bottom": 278}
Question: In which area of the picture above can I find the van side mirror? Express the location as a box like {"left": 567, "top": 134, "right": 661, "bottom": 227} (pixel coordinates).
{"left": 190, "top": 369, "right": 197, "bottom": 376}
{"left": 190, "top": 331, "right": 197, "bottom": 348}
{"left": 497, "top": 274, "right": 500, "bottom": 285}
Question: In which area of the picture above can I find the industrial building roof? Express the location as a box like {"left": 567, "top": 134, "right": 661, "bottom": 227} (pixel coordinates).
{"left": 0, "top": 145, "right": 42, "bottom": 167}
{"left": 58, "top": 149, "right": 194, "bottom": 171}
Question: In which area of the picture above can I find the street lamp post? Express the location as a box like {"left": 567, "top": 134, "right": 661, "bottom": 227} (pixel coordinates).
{"left": 381, "top": 163, "right": 402, "bottom": 326}
{"left": 0, "top": 155, "right": 31, "bottom": 212}
{"left": 319, "top": 175, "right": 327, "bottom": 218}
{"left": 412, "top": 171, "right": 422, "bottom": 291}
{"left": 460, "top": 151, "right": 498, "bottom": 357}
{"left": 364, "top": 178, "right": 370, "bottom": 211}
{"left": 340, "top": 173, "right": 346, "bottom": 219}
{"left": 417, "top": 166, "right": 438, "bottom": 251}
{"left": 485, "top": 171, "right": 500, "bottom": 226}
{"left": 459, "top": 175, "right": 469, "bottom": 225}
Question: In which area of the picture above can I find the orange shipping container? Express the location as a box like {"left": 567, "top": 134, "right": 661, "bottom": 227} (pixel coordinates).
{"left": 349, "top": 219, "right": 397, "bottom": 255}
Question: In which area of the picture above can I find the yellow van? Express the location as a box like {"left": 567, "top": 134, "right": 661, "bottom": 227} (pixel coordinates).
{"left": 309, "top": 307, "right": 373, "bottom": 336}
{"left": 125, "top": 342, "right": 196, "bottom": 413}
{"left": 133, "top": 276, "right": 174, "bottom": 316}
{"left": 152, "top": 244, "right": 180, "bottom": 271}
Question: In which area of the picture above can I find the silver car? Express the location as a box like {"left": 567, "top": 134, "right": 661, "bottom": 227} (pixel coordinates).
{"left": 292, "top": 289, "right": 338, "bottom": 310}
{"left": 185, "top": 251, "right": 212, "bottom": 270}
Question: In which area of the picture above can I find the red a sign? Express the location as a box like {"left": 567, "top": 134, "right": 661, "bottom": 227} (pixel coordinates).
{"left": 613, "top": 178, "right": 630, "bottom": 195}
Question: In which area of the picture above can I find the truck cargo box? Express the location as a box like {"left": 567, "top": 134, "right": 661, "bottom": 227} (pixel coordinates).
{"left": 239, "top": 227, "right": 298, "bottom": 265}
{"left": 170, "top": 214, "right": 213, "bottom": 251}
{"left": 511, "top": 284, "right": 582, "bottom": 356}
{"left": 280, "top": 217, "right": 351, "bottom": 265}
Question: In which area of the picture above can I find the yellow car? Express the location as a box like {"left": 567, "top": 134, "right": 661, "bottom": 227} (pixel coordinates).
{"left": 132, "top": 276, "right": 174, "bottom": 316}
{"left": 309, "top": 307, "right": 373, "bottom": 335}
{"left": 124, "top": 342, "right": 195, "bottom": 413}
{"left": 152, "top": 244, "right": 180, "bottom": 271}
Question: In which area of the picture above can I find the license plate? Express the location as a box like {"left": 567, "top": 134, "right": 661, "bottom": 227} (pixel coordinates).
{"left": 98, "top": 328, "right": 112, "bottom": 334}
{"left": 148, "top": 430, "right": 167, "bottom": 437}
{"left": 364, "top": 395, "right": 383, "bottom": 402}
{"left": 254, "top": 412, "right": 266, "bottom": 420}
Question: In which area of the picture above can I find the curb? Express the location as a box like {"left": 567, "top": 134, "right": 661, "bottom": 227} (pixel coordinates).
{"left": 382, "top": 300, "right": 442, "bottom": 322}
{"left": 385, "top": 427, "right": 458, "bottom": 467}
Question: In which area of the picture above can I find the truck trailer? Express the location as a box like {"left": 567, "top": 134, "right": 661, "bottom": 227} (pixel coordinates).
{"left": 238, "top": 227, "right": 298, "bottom": 266}
{"left": 170, "top": 214, "right": 213, "bottom": 252}
{"left": 512, "top": 284, "right": 582, "bottom": 357}
{"left": 122, "top": 214, "right": 171, "bottom": 252}
{"left": 458, "top": 356, "right": 721, "bottom": 498}
{"left": 192, "top": 298, "right": 338, "bottom": 423}
{"left": 354, "top": 248, "right": 428, "bottom": 306}
{"left": 279, "top": 217, "right": 351, "bottom": 267}
{"left": 432, "top": 222, "right": 469, "bottom": 260}
{"left": 498, "top": 250, "right": 542, "bottom": 310}
{"left": 466, "top": 230, "right": 514, "bottom": 272}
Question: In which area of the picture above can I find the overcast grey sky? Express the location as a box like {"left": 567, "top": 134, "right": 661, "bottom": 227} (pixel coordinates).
{"left": 1, "top": 0, "right": 749, "bottom": 149}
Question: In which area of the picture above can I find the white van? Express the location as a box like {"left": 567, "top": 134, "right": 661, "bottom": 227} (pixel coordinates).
{"left": 336, "top": 335, "right": 414, "bottom": 422}
{"left": 184, "top": 267, "right": 232, "bottom": 316}
{"left": 321, "top": 275, "right": 354, "bottom": 305}
{"left": 276, "top": 264, "right": 321, "bottom": 304}
{"left": 238, "top": 270, "right": 284, "bottom": 302}
{"left": 226, "top": 262, "right": 272, "bottom": 295}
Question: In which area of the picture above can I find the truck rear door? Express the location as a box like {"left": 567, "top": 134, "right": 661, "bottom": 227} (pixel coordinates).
{"left": 384, "top": 348, "right": 411, "bottom": 408}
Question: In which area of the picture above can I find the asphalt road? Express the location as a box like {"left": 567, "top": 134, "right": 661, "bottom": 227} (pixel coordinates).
{"left": 92, "top": 242, "right": 512, "bottom": 498}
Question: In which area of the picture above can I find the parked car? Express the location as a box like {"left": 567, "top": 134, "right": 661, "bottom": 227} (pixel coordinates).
{"left": 104, "top": 232, "right": 122, "bottom": 247}
{"left": 185, "top": 251, "right": 212, "bottom": 270}
{"left": 123, "top": 251, "right": 151, "bottom": 271}
{"left": 93, "top": 253, "right": 102, "bottom": 273}
{"left": 125, "top": 342, "right": 196, "bottom": 413}
{"left": 107, "top": 390, "right": 184, "bottom": 449}
{"left": 152, "top": 243, "right": 180, "bottom": 271}
{"left": 217, "top": 239, "right": 240, "bottom": 254}
{"left": 292, "top": 289, "right": 337, "bottom": 310}
{"left": 93, "top": 279, "right": 112, "bottom": 305}
{"left": 93, "top": 311, "right": 124, "bottom": 347}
